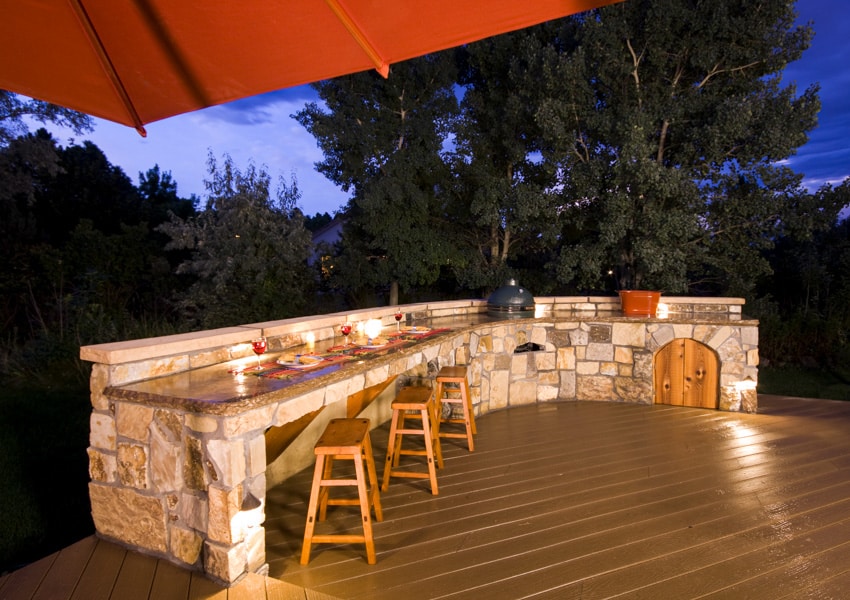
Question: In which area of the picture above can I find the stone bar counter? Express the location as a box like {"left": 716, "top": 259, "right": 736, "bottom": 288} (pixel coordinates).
{"left": 79, "top": 296, "right": 758, "bottom": 585}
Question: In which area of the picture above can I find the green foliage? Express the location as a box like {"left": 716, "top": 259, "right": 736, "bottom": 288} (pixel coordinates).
{"left": 296, "top": 54, "right": 462, "bottom": 302}
{"left": 539, "top": 0, "right": 823, "bottom": 293}
{"left": 450, "top": 29, "right": 564, "bottom": 293}
{"left": 158, "top": 154, "right": 315, "bottom": 327}
{"left": 0, "top": 90, "right": 94, "bottom": 147}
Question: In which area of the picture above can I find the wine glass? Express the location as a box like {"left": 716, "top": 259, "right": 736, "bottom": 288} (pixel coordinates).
{"left": 340, "top": 322, "right": 352, "bottom": 346}
{"left": 394, "top": 310, "right": 403, "bottom": 332}
{"left": 251, "top": 337, "right": 267, "bottom": 369}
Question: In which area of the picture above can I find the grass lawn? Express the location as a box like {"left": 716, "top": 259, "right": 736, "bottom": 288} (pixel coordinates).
{"left": 757, "top": 364, "right": 850, "bottom": 401}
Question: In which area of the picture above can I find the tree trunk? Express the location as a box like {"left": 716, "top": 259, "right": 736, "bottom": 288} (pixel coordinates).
{"left": 389, "top": 280, "right": 399, "bottom": 306}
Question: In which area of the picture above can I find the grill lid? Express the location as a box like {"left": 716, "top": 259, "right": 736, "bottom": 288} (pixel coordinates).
{"left": 487, "top": 278, "right": 535, "bottom": 318}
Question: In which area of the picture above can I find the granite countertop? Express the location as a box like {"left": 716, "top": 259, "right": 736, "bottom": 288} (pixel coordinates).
{"left": 104, "top": 311, "right": 757, "bottom": 415}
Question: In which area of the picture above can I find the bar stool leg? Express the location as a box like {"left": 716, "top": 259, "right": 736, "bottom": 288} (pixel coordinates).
{"left": 301, "top": 454, "right": 326, "bottom": 565}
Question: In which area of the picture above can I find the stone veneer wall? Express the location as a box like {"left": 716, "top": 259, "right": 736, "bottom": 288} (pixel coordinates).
{"left": 80, "top": 297, "right": 757, "bottom": 585}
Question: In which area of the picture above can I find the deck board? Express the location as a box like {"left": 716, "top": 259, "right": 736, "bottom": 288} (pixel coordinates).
{"left": 4, "top": 395, "right": 850, "bottom": 599}
{"left": 267, "top": 396, "right": 850, "bottom": 599}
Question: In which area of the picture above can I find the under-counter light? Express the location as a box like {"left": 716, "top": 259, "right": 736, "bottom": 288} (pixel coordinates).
{"left": 656, "top": 303, "right": 669, "bottom": 318}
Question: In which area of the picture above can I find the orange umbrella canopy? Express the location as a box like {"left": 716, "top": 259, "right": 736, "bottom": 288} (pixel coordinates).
{"left": 1, "top": 0, "right": 620, "bottom": 135}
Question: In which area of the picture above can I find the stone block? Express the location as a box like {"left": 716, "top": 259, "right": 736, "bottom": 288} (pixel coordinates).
{"left": 612, "top": 322, "right": 645, "bottom": 347}
{"left": 222, "top": 404, "right": 277, "bottom": 437}
{"left": 207, "top": 438, "right": 247, "bottom": 488}
{"left": 559, "top": 370, "right": 576, "bottom": 399}
{"left": 274, "top": 389, "right": 323, "bottom": 426}
{"left": 708, "top": 326, "right": 734, "bottom": 349}
{"left": 186, "top": 414, "right": 218, "bottom": 434}
{"left": 171, "top": 525, "right": 203, "bottom": 566}
{"left": 614, "top": 346, "right": 633, "bottom": 364}
{"left": 538, "top": 370, "right": 559, "bottom": 385}
{"left": 208, "top": 484, "right": 243, "bottom": 544}
{"left": 88, "top": 447, "right": 117, "bottom": 483}
{"left": 184, "top": 435, "right": 206, "bottom": 491}
{"left": 90, "top": 412, "right": 117, "bottom": 451}
{"left": 650, "top": 325, "right": 675, "bottom": 349}
{"left": 588, "top": 324, "right": 611, "bottom": 343}
{"left": 586, "top": 342, "right": 614, "bottom": 361}
{"left": 576, "top": 361, "right": 599, "bottom": 375}
{"left": 719, "top": 385, "right": 742, "bottom": 412}
{"left": 577, "top": 375, "right": 614, "bottom": 401}
{"left": 614, "top": 377, "right": 653, "bottom": 403}
{"left": 569, "top": 329, "right": 588, "bottom": 346}
{"left": 180, "top": 491, "right": 208, "bottom": 532}
{"left": 535, "top": 352, "right": 556, "bottom": 371}
{"left": 509, "top": 380, "right": 537, "bottom": 406}
{"left": 116, "top": 403, "right": 154, "bottom": 442}
{"left": 633, "top": 350, "right": 653, "bottom": 378}
{"left": 110, "top": 355, "right": 190, "bottom": 387}
{"left": 117, "top": 443, "right": 149, "bottom": 489}
{"left": 600, "top": 361, "right": 618, "bottom": 376}
{"left": 155, "top": 409, "right": 183, "bottom": 441}
{"left": 150, "top": 422, "right": 182, "bottom": 492}
{"left": 245, "top": 526, "right": 266, "bottom": 573}
{"left": 89, "top": 483, "right": 167, "bottom": 553}
{"left": 531, "top": 326, "right": 548, "bottom": 346}
{"left": 489, "top": 370, "right": 510, "bottom": 410}
{"left": 742, "top": 326, "right": 758, "bottom": 346}
{"left": 511, "top": 354, "right": 530, "bottom": 376}
{"left": 557, "top": 347, "right": 576, "bottom": 370}
{"left": 747, "top": 348, "right": 759, "bottom": 366}
{"left": 246, "top": 435, "right": 266, "bottom": 478}
{"left": 204, "top": 539, "right": 247, "bottom": 585}
{"left": 538, "top": 385, "right": 559, "bottom": 401}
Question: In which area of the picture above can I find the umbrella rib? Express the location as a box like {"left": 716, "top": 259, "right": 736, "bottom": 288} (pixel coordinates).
{"left": 323, "top": 0, "right": 390, "bottom": 78}
{"left": 69, "top": 0, "right": 147, "bottom": 136}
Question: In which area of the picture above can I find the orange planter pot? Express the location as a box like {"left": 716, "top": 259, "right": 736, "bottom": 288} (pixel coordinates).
{"left": 618, "top": 290, "right": 661, "bottom": 317}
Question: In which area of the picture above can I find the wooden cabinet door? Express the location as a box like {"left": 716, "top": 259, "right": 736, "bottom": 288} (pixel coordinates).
{"left": 654, "top": 339, "right": 718, "bottom": 408}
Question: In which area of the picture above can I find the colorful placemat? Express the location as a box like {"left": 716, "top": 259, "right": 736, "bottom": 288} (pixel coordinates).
{"left": 230, "top": 327, "right": 450, "bottom": 380}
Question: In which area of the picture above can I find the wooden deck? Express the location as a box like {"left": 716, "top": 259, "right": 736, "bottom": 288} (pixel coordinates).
{"left": 4, "top": 395, "right": 850, "bottom": 599}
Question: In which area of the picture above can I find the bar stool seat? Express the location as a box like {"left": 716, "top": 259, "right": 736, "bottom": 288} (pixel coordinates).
{"left": 381, "top": 386, "right": 444, "bottom": 495}
{"left": 301, "top": 418, "right": 383, "bottom": 565}
{"left": 434, "top": 365, "right": 477, "bottom": 451}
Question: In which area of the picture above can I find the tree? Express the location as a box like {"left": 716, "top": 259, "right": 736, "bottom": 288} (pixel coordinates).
{"left": 451, "top": 28, "right": 564, "bottom": 294}
{"left": 295, "top": 54, "right": 461, "bottom": 305}
{"left": 158, "top": 154, "right": 315, "bottom": 328}
{"left": 538, "top": 0, "right": 824, "bottom": 293}
{"left": 0, "top": 91, "right": 93, "bottom": 148}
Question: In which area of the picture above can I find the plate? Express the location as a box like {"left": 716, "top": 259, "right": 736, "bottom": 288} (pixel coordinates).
{"left": 402, "top": 326, "right": 430, "bottom": 334}
{"left": 356, "top": 337, "right": 390, "bottom": 349}
{"left": 276, "top": 355, "right": 325, "bottom": 369}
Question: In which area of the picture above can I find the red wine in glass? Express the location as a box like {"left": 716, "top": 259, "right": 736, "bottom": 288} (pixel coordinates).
{"left": 251, "top": 337, "right": 267, "bottom": 369}
{"left": 394, "top": 310, "right": 403, "bottom": 331}
{"left": 341, "top": 323, "right": 352, "bottom": 345}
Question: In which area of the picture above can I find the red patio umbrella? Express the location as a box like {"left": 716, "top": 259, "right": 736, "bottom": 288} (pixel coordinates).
{"left": 1, "top": 0, "right": 620, "bottom": 136}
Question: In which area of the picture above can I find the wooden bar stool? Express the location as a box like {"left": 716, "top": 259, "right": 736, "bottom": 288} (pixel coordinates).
{"left": 381, "top": 386, "right": 444, "bottom": 495}
{"left": 301, "top": 418, "right": 383, "bottom": 565}
{"left": 434, "top": 365, "right": 477, "bottom": 451}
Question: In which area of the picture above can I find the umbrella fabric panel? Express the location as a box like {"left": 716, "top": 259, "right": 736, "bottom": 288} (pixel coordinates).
{"left": 1, "top": 0, "right": 621, "bottom": 132}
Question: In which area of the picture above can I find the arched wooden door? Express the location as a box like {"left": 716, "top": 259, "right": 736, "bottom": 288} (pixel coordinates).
{"left": 654, "top": 339, "right": 719, "bottom": 408}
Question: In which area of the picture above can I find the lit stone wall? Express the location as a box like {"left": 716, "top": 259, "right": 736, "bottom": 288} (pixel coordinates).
{"left": 80, "top": 297, "right": 757, "bottom": 585}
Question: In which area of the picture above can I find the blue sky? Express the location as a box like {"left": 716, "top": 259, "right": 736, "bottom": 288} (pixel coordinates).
{"left": 43, "top": 1, "right": 848, "bottom": 216}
